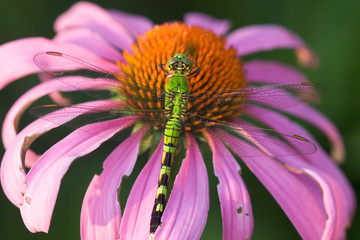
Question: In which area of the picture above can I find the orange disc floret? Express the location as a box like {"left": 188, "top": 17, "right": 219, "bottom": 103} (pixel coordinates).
{"left": 117, "top": 22, "right": 247, "bottom": 131}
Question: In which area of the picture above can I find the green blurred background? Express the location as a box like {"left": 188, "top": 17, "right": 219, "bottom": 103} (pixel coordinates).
{"left": 0, "top": 0, "right": 359, "bottom": 239}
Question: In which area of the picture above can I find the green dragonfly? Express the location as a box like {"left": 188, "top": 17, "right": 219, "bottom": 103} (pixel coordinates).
{"left": 32, "top": 51, "right": 325, "bottom": 234}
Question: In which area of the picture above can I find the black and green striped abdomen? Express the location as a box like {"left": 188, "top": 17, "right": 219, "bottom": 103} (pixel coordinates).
{"left": 150, "top": 116, "right": 181, "bottom": 233}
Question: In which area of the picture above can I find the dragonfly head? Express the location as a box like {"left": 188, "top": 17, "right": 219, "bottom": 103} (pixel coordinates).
{"left": 166, "top": 54, "right": 193, "bottom": 74}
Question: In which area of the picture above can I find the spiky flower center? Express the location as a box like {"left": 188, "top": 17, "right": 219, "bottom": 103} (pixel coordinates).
{"left": 117, "top": 22, "right": 246, "bottom": 131}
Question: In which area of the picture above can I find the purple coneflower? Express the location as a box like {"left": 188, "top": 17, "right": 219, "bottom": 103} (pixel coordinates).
{"left": 0, "top": 2, "right": 355, "bottom": 240}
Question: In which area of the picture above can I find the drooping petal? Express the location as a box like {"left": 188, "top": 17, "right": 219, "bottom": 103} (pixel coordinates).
{"left": 2, "top": 77, "right": 117, "bottom": 149}
{"left": 1, "top": 100, "right": 117, "bottom": 207}
{"left": 107, "top": 9, "right": 153, "bottom": 36}
{"left": 54, "top": 28, "right": 124, "bottom": 62}
{"left": 154, "top": 133, "right": 209, "bottom": 240}
{"left": 54, "top": 2, "right": 134, "bottom": 51}
{"left": 252, "top": 111, "right": 355, "bottom": 238}
{"left": 243, "top": 60, "right": 344, "bottom": 162}
{"left": 217, "top": 129, "right": 328, "bottom": 239}
{"left": 244, "top": 60, "right": 309, "bottom": 84}
{"left": 226, "top": 25, "right": 318, "bottom": 67}
{"left": 300, "top": 169, "right": 337, "bottom": 239}
{"left": 1, "top": 121, "right": 50, "bottom": 206}
{"left": 0, "top": 37, "right": 48, "bottom": 89}
{"left": 184, "top": 12, "right": 231, "bottom": 35}
{"left": 2, "top": 79, "right": 73, "bottom": 169}
{"left": 119, "top": 139, "right": 163, "bottom": 240}
{"left": 206, "top": 131, "right": 253, "bottom": 240}
{"left": 0, "top": 37, "right": 119, "bottom": 89}
{"left": 81, "top": 128, "right": 146, "bottom": 240}
{"left": 20, "top": 117, "right": 137, "bottom": 233}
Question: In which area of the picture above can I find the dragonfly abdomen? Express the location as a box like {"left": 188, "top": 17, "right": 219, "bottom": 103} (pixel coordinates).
{"left": 150, "top": 119, "right": 181, "bottom": 233}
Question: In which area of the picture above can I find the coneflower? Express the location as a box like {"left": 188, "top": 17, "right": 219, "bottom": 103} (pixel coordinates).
{"left": 0, "top": 2, "right": 355, "bottom": 240}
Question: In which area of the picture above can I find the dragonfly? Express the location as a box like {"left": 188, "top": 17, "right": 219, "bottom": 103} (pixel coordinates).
{"left": 32, "top": 51, "right": 325, "bottom": 234}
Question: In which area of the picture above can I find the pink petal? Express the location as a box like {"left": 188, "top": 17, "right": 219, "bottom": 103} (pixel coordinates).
{"left": 252, "top": 111, "right": 355, "bottom": 238}
{"left": 1, "top": 118, "right": 59, "bottom": 207}
{"left": 54, "top": 28, "right": 124, "bottom": 62}
{"left": 54, "top": 2, "right": 134, "bottom": 51}
{"left": 0, "top": 100, "right": 118, "bottom": 211}
{"left": 0, "top": 37, "right": 53, "bottom": 89}
{"left": 0, "top": 37, "right": 119, "bottom": 89}
{"left": 20, "top": 117, "right": 137, "bottom": 233}
{"left": 243, "top": 60, "right": 344, "bottom": 162}
{"left": 184, "top": 12, "right": 231, "bottom": 35}
{"left": 81, "top": 128, "right": 146, "bottom": 240}
{"left": 154, "top": 133, "right": 209, "bottom": 240}
{"left": 2, "top": 77, "right": 116, "bottom": 149}
{"left": 206, "top": 131, "right": 253, "bottom": 240}
{"left": 217, "top": 129, "right": 327, "bottom": 239}
{"left": 119, "top": 139, "right": 164, "bottom": 239}
{"left": 226, "top": 25, "right": 318, "bottom": 67}
{"left": 107, "top": 9, "right": 153, "bottom": 36}
{"left": 244, "top": 60, "right": 309, "bottom": 84}
{"left": 24, "top": 151, "right": 39, "bottom": 168}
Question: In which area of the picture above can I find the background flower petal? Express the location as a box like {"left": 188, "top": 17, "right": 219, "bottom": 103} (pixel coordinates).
{"left": 107, "top": 9, "right": 153, "bottom": 36}
{"left": 54, "top": 28, "right": 124, "bottom": 62}
{"left": 206, "top": 131, "right": 253, "bottom": 240}
{"left": 244, "top": 60, "right": 308, "bottom": 84}
{"left": 155, "top": 133, "right": 209, "bottom": 240}
{"left": 184, "top": 12, "right": 231, "bottom": 35}
{"left": 54, "top": 2, "right": 134, "bottom": 51}
{"left": 81, "top": 129, "right": 145, "bottom": 240}
{"left": 226, "top": 25, "right": 318, "bottom": 67}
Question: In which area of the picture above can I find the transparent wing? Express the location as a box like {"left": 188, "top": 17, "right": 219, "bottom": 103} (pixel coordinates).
{"left": 32, "top": 52, "right": 168, "bottom": 142}
{"left": 190, "top": 114, "right": 317, "bottom": 158}
{"left": 33, "top": 51, "right": 166, "bottom": 102}
{"left": 33, "top": 51, "right": 319, "bottom": 156}
{"left": 189, "top": 82, "right": 326, "bottom": 115}
{"left": 30, "top": 103, "right": 165, "bottom": 141}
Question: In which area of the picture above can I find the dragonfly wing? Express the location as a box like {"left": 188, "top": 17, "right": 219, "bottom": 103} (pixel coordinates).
{"left": 189, "top": 82, "right": 326, "bottom": 115}
{"left": 189, "top": 114, "right": 317, "bottom": 158}
{"left": 33, "top": 52, "right": 166, "bottom": 101}
{"left": 34, "top": 51, "right": 116, "bottom": 76}
{"left": 220, "top": 124, "right": 316, "bottom": 157}
{"left": 30, "top": 103, "right": 165, "bottom": 142}
{"left": 243, "top": 82, "right": 326, "bottom": 115}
